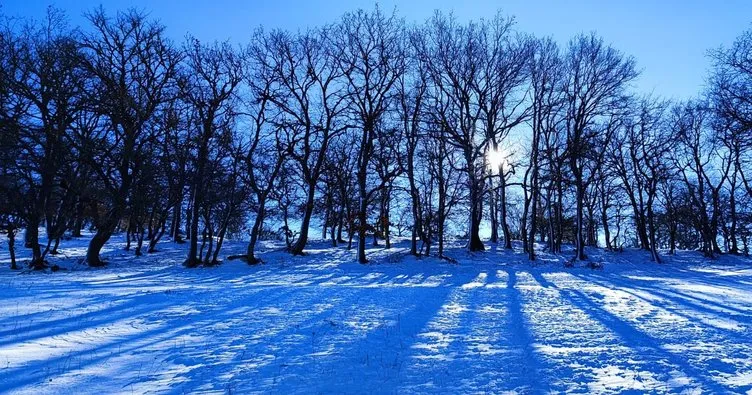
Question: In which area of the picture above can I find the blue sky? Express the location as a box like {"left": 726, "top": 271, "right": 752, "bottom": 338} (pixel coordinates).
{"left": 2, "top": 0, "right": 750, "bottom": 99}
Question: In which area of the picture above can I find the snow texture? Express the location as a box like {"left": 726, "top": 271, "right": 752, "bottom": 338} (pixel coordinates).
{"left": 1, "top": 234, "right": 752, "bottom": 394}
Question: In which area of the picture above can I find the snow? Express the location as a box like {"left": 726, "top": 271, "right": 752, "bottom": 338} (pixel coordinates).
{"left": 1, "top": 234, "right": 752, "bottom": 393}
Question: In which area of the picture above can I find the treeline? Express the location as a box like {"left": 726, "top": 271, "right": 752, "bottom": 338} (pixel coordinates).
{"left": 1, "top": 6, "right": 751, "bottom": 270}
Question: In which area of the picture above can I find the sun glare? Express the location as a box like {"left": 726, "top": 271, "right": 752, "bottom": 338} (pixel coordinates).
{"left": 486, "top": 145, "right": 506, "bottom": 172}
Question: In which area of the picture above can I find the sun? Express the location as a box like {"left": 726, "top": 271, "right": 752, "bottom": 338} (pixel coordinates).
{"left": 486, "top": 144, "right": 507, "bottom": 172}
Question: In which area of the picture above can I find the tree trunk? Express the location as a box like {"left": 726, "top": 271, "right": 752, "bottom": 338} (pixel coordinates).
{"left": 669, "top": 224, "right": 676, "bottom": 255}
{"left": 202, "top": 217, "right": 214, "bottom": 265}
{"left": 600, "top": 184, "right": 612, "bottom": 251}
{"left": 467, "top": 159, "right": 485, "bottom": 252}
{"left": 25, "top": 218, "right": 45, "bottom": 269}
{"left": 72, "top": 199, "right": 84, "bottom": 237}
{"left": 729, "top": 177, "right": 739, "bottom": 254}
{"left": 521, "top": 174, "right": 530, "bottom": 254}
{"left": 171, "top": 202, "right": 183, "bottom": 243}
{"left": 211, "top": 209, "right": 231, "bottom": 266}
{"left": 185, "top": 197, "right": 201, "bottom": 267}
{"left": 246, "top": 202, "right": 267, "bottom": 264}
{"left": 586, "top": 199, "right": 597, "bottom": 247}
{"left": 330, "top": 220, "right": 337, "bottom": 247}
{"left": 337, "top": 205, "right": 345, "bottom": 242}
{"left": 411, "top": 228, "right": 418, "bottom": 256}
{"left": 186, "top": 126, "right": 212, "bottom": 267}
{"left": 556, "top": 180, "right": 564, "bottom": 253}
{"left": 489, "top": 178, "right": 499, "bottom": 244}
{"left": 185, "top": 199, "right": 192, "bottom": 241}
{"left": 135, "top": 222, "right": 145, "bottom": 256}
{"left": 125, "top": 222, "right": 132, "bottom": 251}
{"left": 574, "top": 178, "right": 587, "bottom": 261}
{"left": 437, "top": 160, "right": 447, "bottom": 258}
{"left": 347, "top": 215, "right": 354, "bottom": 251}
{"left": 381, "top": 188, "right": 391, "bottom": 250}
{"left": 290, "top": 181, "right": 317, "bottom": 256}
{"left": 322, "top": 198, "right": 329, "bottom": 241}
{"left": 50, "top": 237, "right": 61, "bottom": 255}
{"left": 148, "top": 213, "right": 168, "bottom": 253}
{"left": 356, "top": 125, "right": 372, "bottom": 264}
{"left": 499, "top": 168, "right": 512, "bottom": 250}
{"left": 8, "top": 227, "right": 18, "bottom": 270}
{"left": 212, "top": 224, "right": 227, "bottom": 265}
{"left": 357, "top": 184, "right": 368, "bottom": 263}
{"left": 529, "top": 183, "right": 538, "bottom": 261}
{"left": 86, "top": 219, "right": 116, "bottom": 267}
{"left": 546, "top": 189, "right": 556, "bottom": 252}
{"left": 710, "top": 190, "right": 722, "bottom": 255}
{"left": 647, "top": 194, "right": 661, "bottom": 263}
{"left": 407, "top": 158, "right": 423, "bottom": 256}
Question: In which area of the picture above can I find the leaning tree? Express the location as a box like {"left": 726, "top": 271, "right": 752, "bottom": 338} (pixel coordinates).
{"left": 79, "top": 8, "right": 180, "bottom": 266}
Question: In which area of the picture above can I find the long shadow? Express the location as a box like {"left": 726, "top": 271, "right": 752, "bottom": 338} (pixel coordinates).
{"left": 593, "top": 272, "right": 752, "bottom": 317}
{"left": 0, "top": 295, "right": 104, "bottom": 328}
{"left": 664, "top": 267, "right": 752, "bottom": 286}
{"left": 611, "top": 259, "right": 752, "bottom": 291}
{"left": 163, "top": 274, "right": 447, "bottom": 393}
{"left": 503, "top": 269, "right": 552, "bottom": 393}
{"left": 0, "top": 283, "right": 344, "bottom": 392}
{"left": 647, "top": 285, "right": 752, "bottom": 316}
{"left": 577, "top": 273, "right": 752, "bottom": 340}
{"left": 257, "top": 287, "right": 451, "bottom": 393}
{"left": 162, "top": 285, "right": 360, "bottom": 392}
{"left": 519, "top": 270, "right": 622, "bottom": 393}
{"left": 347, "top": 268, "right": 549, "bottom": 393}
{"left": 434, "top": 270, "right": 511, "bottom": 393}
{"left": 536, "top": 272, "right": 731, "bottom": 393}
{"left": 80, "top": 266, "right": 183, "bottom": 285}
{"left": 0, "top": 292, "right": 178, "bottom": 347}
{"left": 0, "top": 304, "right": 180, "bottom": 390}
{"left": 390, "top": 270, "right": 486, "bottom": 393}
{"left": 0, "top": 266, "right": 307, "bottom": 338}
{"left": 0, "top": 261, "right": 331, "bottom": 358}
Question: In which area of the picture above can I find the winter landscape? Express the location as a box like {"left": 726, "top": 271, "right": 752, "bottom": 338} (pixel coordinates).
{"left": 2, "top": 0, "right": 752, "bottom": 393}
{"left": 1, "top": 234, "right": 752, "bottom": 393}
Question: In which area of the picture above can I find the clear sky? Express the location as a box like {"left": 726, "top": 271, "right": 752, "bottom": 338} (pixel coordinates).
{"left": 2, "top": 0, "right": 750, "bottom": 99}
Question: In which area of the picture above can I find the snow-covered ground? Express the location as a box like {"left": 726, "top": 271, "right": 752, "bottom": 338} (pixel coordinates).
{"left": 1, "top": 234, "right": 752, "bottom": 394}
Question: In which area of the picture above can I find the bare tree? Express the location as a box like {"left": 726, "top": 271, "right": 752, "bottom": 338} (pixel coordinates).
{"left": 477, "top": 20, "right": 531, "bottom": 250}
{"left": 79, "top": 8, "right": 180, "bottom": 266}
{"left": 334, "top": 6, "right": 406, "bottom": 263}
{"left": 179, "top": 38, "right": 243, "bottom": 267}
{"left": 612, "top": 97, "right": 672, "bottom": 262}
{"left": 710, "top": 28, "right": 752, "bottom": 136}
{"left": 397, "top": 51, "right": 427, "bottom": 256}
{"left": 4, "top": 9, "right": 84, "bottom": 268}
{"left": 238, "top": 33, "right": 287, "bottom": 263}
{"left": 0, "top": 21, "right": 24, "bottom": 269}
{"left": 671, "top": 101, "right": 732, "bottom": 257}
{"left": 415, "top": 13, "right": 491, "bottom": 251}
{"left": 261, "top": 27, "right": 349, "bottom": 256}
{"left": 710, "top": 28, "right": 752, "bottom": 252}
{"left": 526, "top": 36, "right": 563, "bottom": 260}
{"left": 562, "top": 33, "right": 637, "bottom": 261}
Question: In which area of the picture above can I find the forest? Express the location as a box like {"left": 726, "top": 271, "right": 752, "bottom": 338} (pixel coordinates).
{"left": 0, "top": 5, "right": 751, "bottom": 269}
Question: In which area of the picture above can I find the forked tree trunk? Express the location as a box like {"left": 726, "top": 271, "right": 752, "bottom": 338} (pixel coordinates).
{"left": 246, "top": 202, "right": 267, "bottom": 264}
{"left": 290, "top": 182, "right": 316, "bottom": 256}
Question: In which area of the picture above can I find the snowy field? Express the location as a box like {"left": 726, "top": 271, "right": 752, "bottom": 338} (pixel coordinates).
{"left": 1, "top": 235, "right": 752, "bottom": 394}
